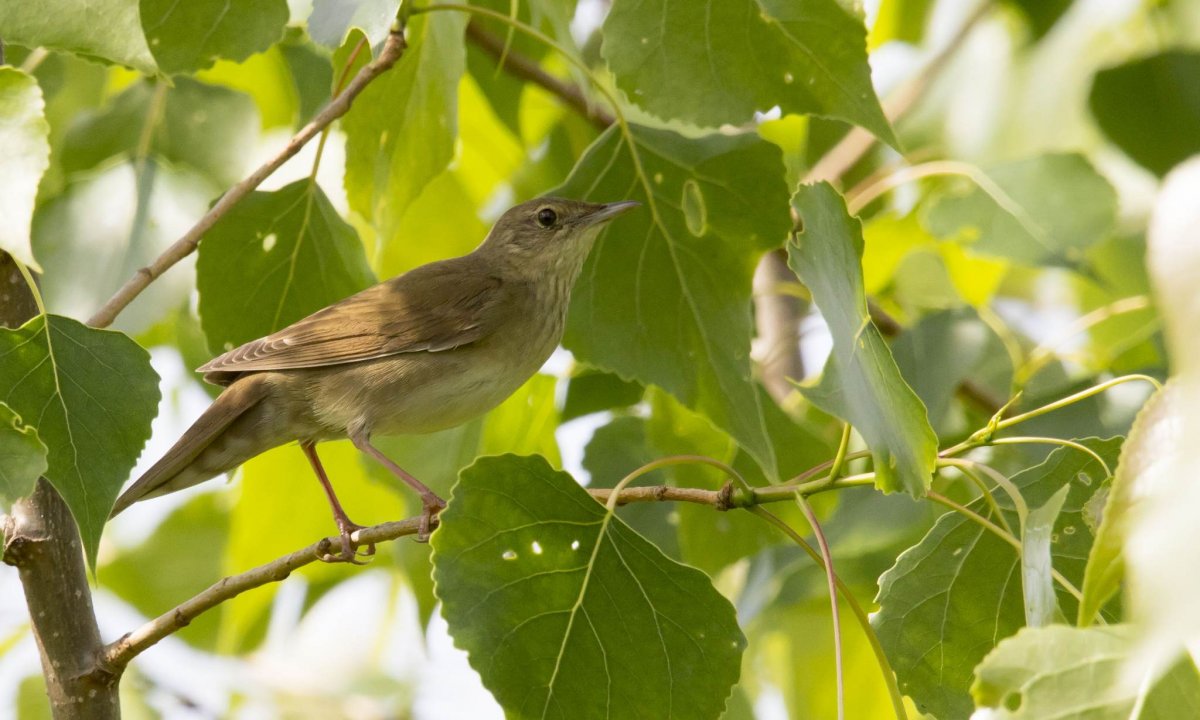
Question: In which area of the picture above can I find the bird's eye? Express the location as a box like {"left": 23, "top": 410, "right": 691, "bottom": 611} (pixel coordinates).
{"left": 536, "top": 207, "right": 558, "bottom": 228}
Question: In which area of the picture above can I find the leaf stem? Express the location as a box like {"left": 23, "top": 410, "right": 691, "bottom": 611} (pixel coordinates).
{"left": 797, "top": 496, "right": 845, "bottom": 720}
{"left": 12, "top": 257, "right": 46, "bottom": 316}
{"left": 749, "top": 507, "right": 907, "bottom": 720}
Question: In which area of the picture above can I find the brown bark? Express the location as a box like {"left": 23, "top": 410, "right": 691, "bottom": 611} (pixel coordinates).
{"left": 1, "top": 251, "right": 121, "bottom": 718}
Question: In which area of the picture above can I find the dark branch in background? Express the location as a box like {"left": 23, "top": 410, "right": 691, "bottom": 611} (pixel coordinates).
{"left": 465, "top": 21, "right": 614, "bottom": 130}
{"left": 86, "top": 26, "right": 411, "bottom": 329}
{"left": 755, "top": 249, "right": 806, "bottom": 400}
{"left": 1, "top": 251, "right": 119, "bottom": 720}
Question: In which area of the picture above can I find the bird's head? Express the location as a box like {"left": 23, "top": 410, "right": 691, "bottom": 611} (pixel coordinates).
{"left": 480, "top": 197, "right": 639, "bottom": 280}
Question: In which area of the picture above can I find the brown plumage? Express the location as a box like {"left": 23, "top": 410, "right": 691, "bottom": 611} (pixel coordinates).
{"left": 111, "top": 197, "right": 638, "bottom": 560}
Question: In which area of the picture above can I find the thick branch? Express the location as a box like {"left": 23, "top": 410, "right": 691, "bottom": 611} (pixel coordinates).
{"left": 465, "top": 20, "right": 613, "bottom": 130}
{"left": 86, "top": 27, "right": 410, "bottom": 329}
{"left": 2, "top": 252, "right": 118, "bottom": 719}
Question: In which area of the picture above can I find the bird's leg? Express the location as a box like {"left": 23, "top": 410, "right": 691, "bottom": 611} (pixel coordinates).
{"left": 348, "top": 431, "right": 446, "bottom": 542}
{"left": 300, "top": 441, "right": 374, "bottom": 564}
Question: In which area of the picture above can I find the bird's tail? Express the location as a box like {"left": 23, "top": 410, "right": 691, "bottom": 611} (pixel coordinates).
{"left": 110, "top": 375, "right": 271, "bottom": 517}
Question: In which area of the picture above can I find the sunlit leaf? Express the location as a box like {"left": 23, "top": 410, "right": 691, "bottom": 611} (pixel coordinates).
{"left": 309, "top": 0, "right": 400, "bottom": 48}
{"left": 873, "top": 439, "right": 1120, "bottom": 718}
{"left": 924, "top": 154, "right": 1117, "bottom": 267}
{"left": 196, "top": 179, "right": 375, "bottom": 353}
{"left": 343, "top": 11, "right": 466, "bottom": 247}
{"left": 432, "top": 454, "right": 745, "bottom": 719}
{"left": 0, "top": 402, "right": 47, "bottom": 507}
{"left": 139, "top": 0, "right": 287, "bottom": 74}
{"left": 0, "top": 315, "right": 160, "bottom": 567}
{"left": 0, "top": 68, "right": 50, "bottom": 272}
{"left": 789, "top": 182, "right": 937, "bottom": 496}
{"left": 0, "top": 0, "right": 157, "bottom": 74}
{"left": 195, "top": 46, "right": 300, "bottom": 129}
{"left": 557, "top": 124, "right": 788, "bottom": 477}
{"left": 973, "top": 625, "right": 1200, "bottom": 719}
{"left": 602, "top": 0, "right": 896, "bottom": 146}
{"left": 1021, "top": 485, "right": 1069, "bottom": 628}
{"left": 1090, "top": 51, "right": 1200, "bottom": 177}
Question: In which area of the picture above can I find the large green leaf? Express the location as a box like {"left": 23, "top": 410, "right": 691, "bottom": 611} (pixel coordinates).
{"left": 0, "top": 315, "right": 160, "bottom": 566}
{"left": 873, "top": 439, "right": 1121, "bottom": 719}
{"left": 556, "top": 124, "right": 788, "bottom": 477}
{"left": 196, "top": 179, "right": 375, "bottom": 353}
{"left": 789, "top": 182, "right": 937, "bottom": 496}
{"left": 432, "top": 454, "right": 745, "bottom": 719}
{"left": 602, "top": 0, "right": 895, "bottom": 146}
{"left": 62, "top": 77, "right": 260, "bottom": 188}
{"left": 973, "top": 625, "right": 1200, "bottom": 719}
{"left": 924, "top": 154, "right": 1117, "bottom": 267}
{"left": 1090, "top": 51, "right": 1200, "bottom": 177}
{"left": 139, "top": 0, "right": 287, "bottom": 74}
{"left": 0, "top": 403, "right": 47, "bottom": 507}
{"left": 561, "top": 367, "right": 644, "bottom": 422}
{"left": 342, "top": 10, "right": 466, "bottom": 248}
{"left": 0, "top": 68, "right": 50, "bottom": 272}
{"left": 0, "top": 0, "right": 157, "bottom": 74}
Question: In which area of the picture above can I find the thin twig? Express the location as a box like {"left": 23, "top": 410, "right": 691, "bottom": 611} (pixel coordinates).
{"left": 464, "top": 20, "right": 613, "bottom": 130}
{"left": 86, "top": 26, "right": 410, "bottom": 329}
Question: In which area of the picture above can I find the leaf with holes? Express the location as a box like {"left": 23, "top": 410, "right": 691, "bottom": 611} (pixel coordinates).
{"left": 872, "top": 438, "right": 1121, "bottom": 719}
{"left": 432, "top": 454, "right": 746, "bottom": 719}
{"left": 0, "top": 315, "right": 160, "bottom": 567}
{"left": 789, "top": 182, "right": 938, "bottom": 496}
{"left": 196, "top": 179, "right": 375, "bottom": 353}
{"left": 973, "top": 625, "right": 1200, "bottom": 719}
{"left": 602, "top": 0, "right": 895, "bottom": 146}
{"left": 0, "top": 402, "right": 47, "bottom": 507}
{"left": 556, "top": 124, "right": 788, "bottom": 478}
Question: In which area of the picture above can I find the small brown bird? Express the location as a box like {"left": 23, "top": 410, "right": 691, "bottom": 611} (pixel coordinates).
{"left": 111, "top": 197, "right": 638, "bottom": 561}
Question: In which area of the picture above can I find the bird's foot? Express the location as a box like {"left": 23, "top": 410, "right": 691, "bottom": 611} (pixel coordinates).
{"left": 318, "top": 521, "right": 376, "bottom": 564}
{"left": 415, "top": 493, "right": 447, "bottom": 543}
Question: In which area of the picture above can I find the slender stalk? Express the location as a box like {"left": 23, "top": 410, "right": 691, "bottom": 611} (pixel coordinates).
{"left": 797, "top": 496, "right": 845, "bottom": 720}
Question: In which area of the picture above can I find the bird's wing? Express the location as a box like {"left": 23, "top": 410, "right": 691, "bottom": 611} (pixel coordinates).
{"left": 198, "top": 260, "right": 514, "bottom": 380}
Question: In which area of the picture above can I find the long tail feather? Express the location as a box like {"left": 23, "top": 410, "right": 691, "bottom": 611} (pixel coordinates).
{"left": 110, "top": 375, "right": 270, "bottom": 517}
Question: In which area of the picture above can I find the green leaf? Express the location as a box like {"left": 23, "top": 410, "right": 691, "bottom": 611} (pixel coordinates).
{"left": 891, "top": 308, "right": 1012, "bottom": 436}
{"left": 140, "top": 0, "right": 287, "bottom": 74}
{"left": 788, "top": 182, "right": 937, "bottom": 496}
{"left": 0, "top": 402, "right": 48, "bottom": 507}
{"left": 1005, "top": 0, "right": 1072, "bottom": 39}
{"left": 0, "top": 0, "right": 157, "bottom": 74}
{"left": 1021, "top": 485, "right": 1069, "bottom": 628}
{"left": 0, "top": 315, "right": 160, "bottom": 567}
{"left": 0, "top": 68, "right": 50, "bottom": 273}
{"left": 196, "top": 179, "right": 375, "bottom": 353}
{"left": 432, "top": 454, "right": 745, "bottom": 719}
{"left": 973, "top": 625, "right": 1200, "bottom": 719}
{"left": 873, "top": 438, "right": 1121, "bottom": 719}
{"left": 1080, "top": 383, "right": 1175, "bottom": 626}
{"left": 62, "top": 77, "right": 260, "bottom": 188}
{"left": 557, "top": 124, "right": 788, "bottom": 477}
{"left": 101, "top": 493, "right": 229, "bottom": 650}
{"left": 924, "top": 154, "right": 1117, "bottom": 266}
{"left": 343, "top": 10, "right": 466, "bottom": 247}
{"left": 1089, "top": 51, "right": 1200, "bottom": 177}
{"left": 602, "top": 0, "right": 896, "bottom": 146}
{"left": 561, "top": 368, "right": 644, "bottom": 422}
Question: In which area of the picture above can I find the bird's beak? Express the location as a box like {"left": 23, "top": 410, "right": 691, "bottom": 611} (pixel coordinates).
{"left": 582, "top": 200, "right": 640, "bottom": 226}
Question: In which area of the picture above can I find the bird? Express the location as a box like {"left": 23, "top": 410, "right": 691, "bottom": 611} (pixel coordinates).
{"left": 110, "top": 197, "right": 639, "bottom": 561}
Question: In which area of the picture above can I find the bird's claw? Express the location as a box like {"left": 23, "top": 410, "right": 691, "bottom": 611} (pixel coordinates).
{"left": 316, "top": 523, "right": 376, "bottom": 564}
{"left": 414, "top": 493, "right": 447, "bottom": 543}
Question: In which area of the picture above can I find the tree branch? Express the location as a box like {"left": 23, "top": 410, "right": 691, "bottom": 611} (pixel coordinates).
{"left": 2, "top": 251, "right": 118, "bottom": 719}
{"left": 464, "top": 20, "right": 614, "bottom": 130}
{"left": 86, "top": 26, "right": 411, "bottom": 330}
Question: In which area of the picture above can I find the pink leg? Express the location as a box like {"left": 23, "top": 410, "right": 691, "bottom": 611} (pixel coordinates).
{"left": 301, "top": 441, "right": 374, "bottom": 563}
{"left": 349, "top": 431, "right": 445, "bottom": 541}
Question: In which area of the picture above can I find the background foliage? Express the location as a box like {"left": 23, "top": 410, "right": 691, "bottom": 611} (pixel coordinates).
{"left": 2, "top": 0, "right": 1199, "bottom": 718}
